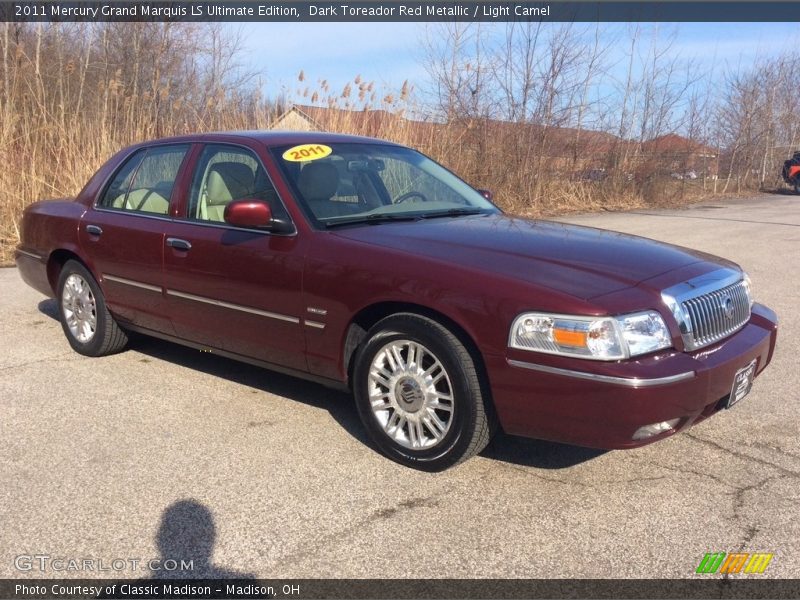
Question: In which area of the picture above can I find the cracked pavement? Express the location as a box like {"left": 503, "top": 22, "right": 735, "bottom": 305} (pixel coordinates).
{"left": 1, "top": 193, "right": 798, "bottom": 579}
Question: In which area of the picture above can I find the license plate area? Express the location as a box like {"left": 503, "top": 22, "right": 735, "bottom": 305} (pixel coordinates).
{"left": 726, "top": 359, "right": 757, "bottom": 409}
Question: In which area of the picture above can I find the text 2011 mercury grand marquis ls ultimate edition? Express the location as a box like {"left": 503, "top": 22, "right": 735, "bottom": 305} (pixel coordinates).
{"left": 15, "top": 132, "right": 778, "bottom": 470}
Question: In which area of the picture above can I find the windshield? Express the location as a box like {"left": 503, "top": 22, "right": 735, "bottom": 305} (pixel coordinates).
{"left": 271, "top": 142, "right": 498, "bottom": 226}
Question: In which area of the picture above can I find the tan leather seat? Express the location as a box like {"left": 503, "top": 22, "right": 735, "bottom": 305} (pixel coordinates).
{"left": 296, "top": 162, "right": 342, "bottom": 218}
{"left": 130, "top": 189, "right": 169, "bottom": 214}
{"left": 203, "top": 162, "right": 255, "bottom": 222}
{"left": 111, "top": 188, "right": 169, "bottom": 214}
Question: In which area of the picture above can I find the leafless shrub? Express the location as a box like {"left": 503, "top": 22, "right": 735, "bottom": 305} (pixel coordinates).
{"left": 1, "top": 22, "right": 790, "bottom": 264}
{"left": 0, "top": 22, "right": 278, "bottom": 262}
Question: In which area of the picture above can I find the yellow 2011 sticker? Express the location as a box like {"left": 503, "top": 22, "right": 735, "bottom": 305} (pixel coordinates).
{"left": 282, "top": 144, "right": 333, "bottom": 162}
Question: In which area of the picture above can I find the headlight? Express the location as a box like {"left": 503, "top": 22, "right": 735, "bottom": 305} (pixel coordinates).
{"left": 509, "top": 310, "right": 671, "bottom": 360}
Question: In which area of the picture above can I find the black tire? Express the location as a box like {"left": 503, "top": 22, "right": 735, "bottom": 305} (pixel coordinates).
{"left": 794, "top": 180, "right": 800, "bottom": 195}
{"left": 353, "top": 313, "right": 493, "bottom": 471}
{"left": 57, "top": 260, "right": 128, "bottom": 357}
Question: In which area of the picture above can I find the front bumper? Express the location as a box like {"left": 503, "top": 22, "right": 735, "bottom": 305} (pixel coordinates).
{"left": 487, "top": 303, "right": 778, "bottom": 449}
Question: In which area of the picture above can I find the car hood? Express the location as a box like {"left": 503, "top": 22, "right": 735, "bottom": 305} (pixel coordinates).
{"left": 330, "top": 214, "right": 733, "bottom": 300}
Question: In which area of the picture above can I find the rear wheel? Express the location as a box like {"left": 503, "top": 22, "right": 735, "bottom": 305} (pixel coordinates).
{"left": 353, "top": 313, "right": 493, "bottom": 471}
{"left": 57, "top": 260, "right": 128, "bottom": 356}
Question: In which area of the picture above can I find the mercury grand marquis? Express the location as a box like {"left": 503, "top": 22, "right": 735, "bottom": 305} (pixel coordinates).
{"left": 15, "top": 132, "right": 779, "bottom": 470}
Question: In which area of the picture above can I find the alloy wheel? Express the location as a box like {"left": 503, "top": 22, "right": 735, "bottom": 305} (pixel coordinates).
{"left": 367, "top": 339, "right": 454, "bottom": 449}
{"left": 61, "top": 273, "right": 97, "bottom": 343}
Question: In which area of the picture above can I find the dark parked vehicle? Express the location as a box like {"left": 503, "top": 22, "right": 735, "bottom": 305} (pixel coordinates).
{"left": 782, "top": 151, "right": 800, "bottom": 193}
{"left": 16, "top": 132, "right": 778, "bottom": 470}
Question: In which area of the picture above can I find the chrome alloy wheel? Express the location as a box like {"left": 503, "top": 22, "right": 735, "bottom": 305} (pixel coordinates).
{"left": 61, "top": 273, "right": 97, "bottom": 343}
{"left": 367, "top": 339, "right": 454, "bottom": 449}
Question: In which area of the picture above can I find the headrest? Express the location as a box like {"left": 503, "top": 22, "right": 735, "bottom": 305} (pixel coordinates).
{"left": 297, "top": 162, "right": 339, "bottom": 201}
{"left": 206, "top": 162, "right": 255, "bottom": 205}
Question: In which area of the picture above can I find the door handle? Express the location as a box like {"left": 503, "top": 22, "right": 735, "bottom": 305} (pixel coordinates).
{"left": 166, "top": 238, "right": 192, "bottom": 251}
{"left": 86, "top": 224, "right": 103, "bottom": 236}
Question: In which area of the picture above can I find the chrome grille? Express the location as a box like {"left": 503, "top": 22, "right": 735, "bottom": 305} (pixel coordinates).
{"left": 680, "top": 280, "right": 751, "bottom": 350}
{"left": 661, "top": 268, "right": 753, "bottom": 352}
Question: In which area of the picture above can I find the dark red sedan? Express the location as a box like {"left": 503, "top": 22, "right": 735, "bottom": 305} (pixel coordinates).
{"left": 15, "top": 132, "right": 778, "bottom": 470}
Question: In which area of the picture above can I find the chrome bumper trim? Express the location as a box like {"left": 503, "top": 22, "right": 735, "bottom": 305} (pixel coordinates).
{"left": 507, "top": 359, "right": 696, "bottom": 388}
{"left": 166, "top": 289, "right": 300, "bottom": 324}
{"left": 304, "top": 320, "right": 326, "bottom": 329}
{"left": 104, "top": 274, "right": 162, "bottom": 293}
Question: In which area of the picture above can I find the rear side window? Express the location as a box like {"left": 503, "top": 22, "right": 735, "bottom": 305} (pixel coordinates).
{"left": 99, "top": 145, "right": 189, "bottom": 214}
{"left": 100, "top": 149, "right": 146, "bottom": 209}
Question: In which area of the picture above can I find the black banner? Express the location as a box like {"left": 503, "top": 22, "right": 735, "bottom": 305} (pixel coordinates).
{"left": 2, "top": 1, "right": 800, "bottom": 23}
{"left": 2, "top": 579, "right": 800, "bottom": 599}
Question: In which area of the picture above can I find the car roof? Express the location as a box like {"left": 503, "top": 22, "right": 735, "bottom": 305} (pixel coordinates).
{"left": 128, "top": 130, "right": 402, "bottom": 148}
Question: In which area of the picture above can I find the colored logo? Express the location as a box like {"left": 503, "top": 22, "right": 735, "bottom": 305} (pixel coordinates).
{"left": 696, "top": 552, "right": 773, "bottom": 574}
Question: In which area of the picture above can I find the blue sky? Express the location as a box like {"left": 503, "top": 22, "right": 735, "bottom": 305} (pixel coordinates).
{"left": 230, "top": 22, "right": 800, "bottom": 104}
{"left": 231, "top": 22, "right": 424, "bottom": 95}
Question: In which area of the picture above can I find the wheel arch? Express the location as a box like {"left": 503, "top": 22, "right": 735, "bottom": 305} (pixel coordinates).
{"left": 343, "top": 302, "right": 493, "bottom": 404}
{"left": 46, "top": 248, "right": 93, "bottom": 294}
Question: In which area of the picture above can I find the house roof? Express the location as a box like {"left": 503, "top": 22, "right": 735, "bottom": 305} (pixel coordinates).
{"left": 641, "top": 134, "right": 717, "bottom": 156}
{"left": 272, "top": 104, "right": 444, "bottom": 147}
{"left": 273, "top": 104, "right": 408, "bottom": 132}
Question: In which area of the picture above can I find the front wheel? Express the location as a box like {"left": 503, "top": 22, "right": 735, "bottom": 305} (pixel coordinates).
{"left": 57, "top": 260, "right": 128, "bottom": 356}
{"left": 353, "top": 314, "right": 493, "bottom": 471}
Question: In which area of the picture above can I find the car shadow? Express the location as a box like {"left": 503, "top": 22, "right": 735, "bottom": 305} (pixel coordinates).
{"left": 38, "top": 298, "right": 59, "bottom": 319}
{"left": 38, "top": 298, "right": 604, "bottom": 470}
{"left": 130, "top": 334, "right": 372, "bottom": 448}
{"left": 481, "top": 433, "right": 606, "bottom": 469}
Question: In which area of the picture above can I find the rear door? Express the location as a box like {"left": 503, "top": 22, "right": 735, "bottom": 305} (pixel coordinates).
{"left": 161, "top": 143, "right": 307, "bottom": 371}
{"left": 79, "top": 144, "right": 191, "bottom": 332}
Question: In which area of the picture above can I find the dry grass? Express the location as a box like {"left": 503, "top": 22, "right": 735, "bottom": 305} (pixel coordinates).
{"left": 0, "top": 23, "right": 277, "bottom": 264}
{"left": 288, "top": 95, "right": 730, "bottom": 216}
{"left": 0, "top": 24, "right": 733, "bottom": 266}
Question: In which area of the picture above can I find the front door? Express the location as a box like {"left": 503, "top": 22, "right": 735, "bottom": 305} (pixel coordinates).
{"left": 162, "top": 143, "right": 307, "bottom": 371}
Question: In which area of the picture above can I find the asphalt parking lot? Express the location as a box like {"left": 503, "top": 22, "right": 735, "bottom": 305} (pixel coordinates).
{"left": 1, "top": 192, "right": 798, "bottom": 580}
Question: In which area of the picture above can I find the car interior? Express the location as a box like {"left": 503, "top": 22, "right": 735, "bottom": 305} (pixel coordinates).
{"left": 199, "top": 162, "right": 256, "bottom": 221}
{"left": 296, "top": 162, "right": 344, "bottom": 218}
{"left": 291, "top": 158, "right": 388, "bottom": 220}
{"left": 192, "top": 157, "right": 286, "bottom": 224}
{"left": 110, "top": 186, "right": 171, "bottom": 214}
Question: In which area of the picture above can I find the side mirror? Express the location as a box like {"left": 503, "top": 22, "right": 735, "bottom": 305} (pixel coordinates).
{"left": 477, "top": 189, "right": 494, "bottom": 202}
{"left": 224, "top": 200, "right": 293, "bottom": 233}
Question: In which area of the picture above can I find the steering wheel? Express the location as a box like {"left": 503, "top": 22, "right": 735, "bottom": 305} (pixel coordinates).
{"left": 394, "top": 191, "right": 430, "bottom": 204}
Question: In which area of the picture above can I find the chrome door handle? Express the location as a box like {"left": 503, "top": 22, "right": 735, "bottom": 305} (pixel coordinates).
{"left": 166, "top": 238, "right": 192, "bottom": 251}
{"left": 86, "top": 225, "right": 103, "bottom": 236}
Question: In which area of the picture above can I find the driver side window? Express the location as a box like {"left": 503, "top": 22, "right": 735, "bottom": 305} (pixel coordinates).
{"left": 188, "top": 145, "right": 282, "bottom": 223}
